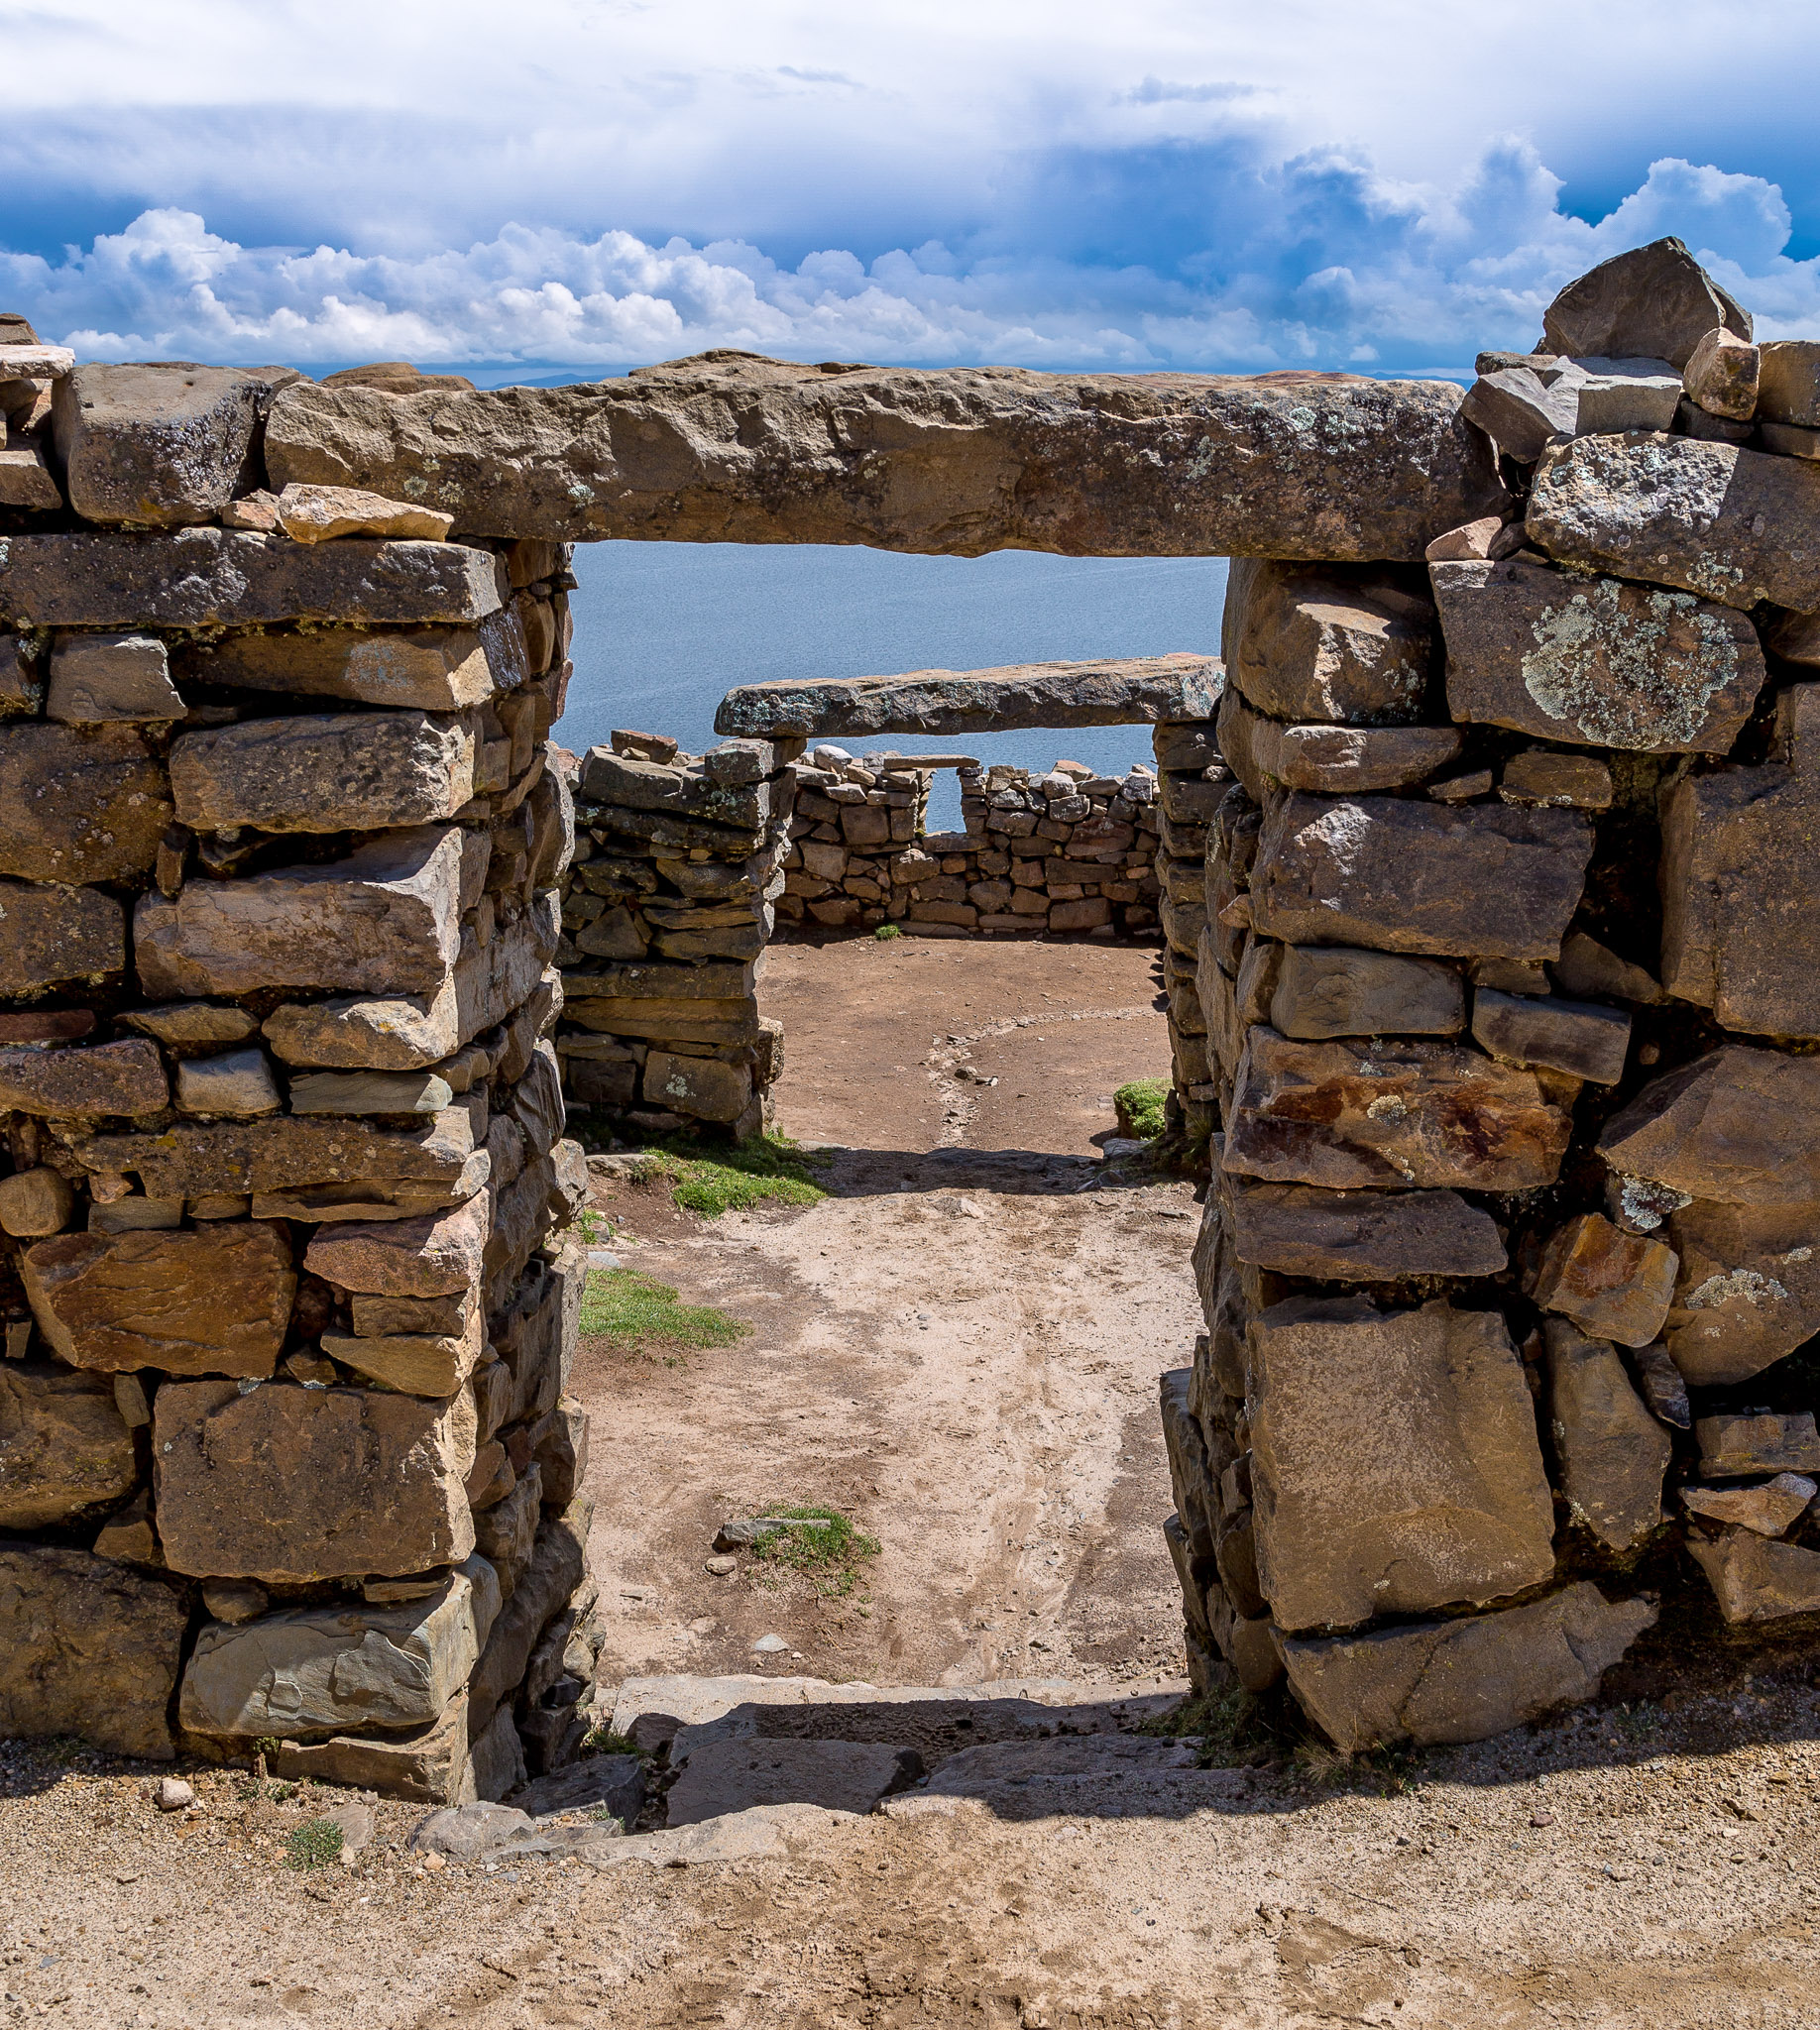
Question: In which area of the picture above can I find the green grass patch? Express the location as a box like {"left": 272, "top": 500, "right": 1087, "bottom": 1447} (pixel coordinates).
{"left": 746, "top": 1502, "right": 880, "bottom": 1599}
{"left": 579, "top": 1726, "right": 643, "bottom": 1758}
{"left": 284, "top": 1818, "right": 345, "bottom": 1870}
{"left": 873, "top": 923, "right": 901, "bottom": 940}
{"left": 634, "top": 1132, "right": 829, "bottom": 1218}
{"left": 579, "top": 1269, "right": 750, "bottom": 1354}
{"left": 1113, "top": 1077, "right": 1171, "bottom": 1141}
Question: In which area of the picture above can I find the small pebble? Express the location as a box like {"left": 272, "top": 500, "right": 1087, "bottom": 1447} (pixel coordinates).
{"left": 752, "top": 1633, "right": 789, "bottom": 1654}
{"left": 1531, "top": 1811, "right": 1555, "bottom": 1827}
{"left": 155, "top": 1777, "right": 193, "bottom": 1813}
{"left": 704, "top": 1554, "right": 738, "bottom": 1576}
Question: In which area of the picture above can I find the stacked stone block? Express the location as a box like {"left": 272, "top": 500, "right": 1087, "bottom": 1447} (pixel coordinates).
{"left": 1163, "top": 238, "right": 1820, "bottom": 1749}
{"left": 554, "top": 730, "right": 792, "bottom": 1140}
{"left": 0, "top": 340, "right": 593, "bottom": 1799}
{"left": 1148, "top": 719, "right": 1226, "bottom": 1144}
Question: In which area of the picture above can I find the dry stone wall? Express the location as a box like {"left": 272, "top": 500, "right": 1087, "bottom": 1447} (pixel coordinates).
{"left": 1163, "top": 238, "right": 1820, "bottom": 1749}
{"left": 0, "top": 328, "right": 595, "bottom": 1799}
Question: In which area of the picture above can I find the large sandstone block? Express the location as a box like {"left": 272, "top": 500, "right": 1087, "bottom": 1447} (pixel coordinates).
{"left": 715, "top": 657, "right": 1221, "bottom": 738}
{"left": 1268, "top": 944, "right": 1463, "bottom": 1040}
{"left": 1222, "top": 1176, "right": 1505, "bottom": 1281}
{"left": 579, "top": 747, "right": 769, "bottom": 830}
{"left": 1527, "top": 433, "right": 1820, "bottom": 613}
{"left": 1216, "top": 687, "right": 1462, "bottom": 800}
{"left": 0, "top": 1038, "right": 168, "bottom": 1117}
{"left": 22, "top": 1222, "right": 295, "bottom": 1378}
{"left": 1545, "top": 1322, "right": 1670, "bottom": 1551}
{"left": 274, "top": 1693, "right": 476, "bottom": 1806}
{"left": 0, "top": 1363, "right": 138, "bottom": 1526}
{"left": 155, "top": 1378, "right": 477, "bottom": 1581}
{"left": 136, "top": 826, "right": 462, "bottom": 996}
{"left": 1661, "top": 1198, "right": 1820, "bottom": 1387}
{"left": 0, "top": 1546, "right": 187, "bottom": 1760}
{"left": 1247, "top": 1296, "right": 1554, "bottom": 1632}
{"left": 303, "top": 1193, "right": 489, "bottom": 1297}
{"left": 1598, "top": 1046, "right": 1820, "bottom": 1209}
{"left": 266, "top": 360, "right": 1504, "bottom": 557}
{"left": 76, "top": 1107, "right": 479, "bottom": 1200}
{"left": 187, "top": 611, "right": 527, "bottom": 710}
{"left": 179, "top": 1557, "right": 498, "bottom": 1738}
{"left": 1222, "top": 1026, "right": 1574, "bottom": 1192}
{"left": 0, "top": 530, "right": 507, "bottom": 629}
{"left": 1249, "top": 795, "right": 1592, "bottom": 960}
{"left": 1220, "top": 561, "right": 1436, "bottom": 724}
{"left": 1281, "top": 1584, "right": 1655, "bottom": 1751}
{"left": 51, "top": 364, "right": 292, "bottom": 525}
{"left": 170, "top": 712, "right": 476, "bottom": 833}
{"left": 0, "top": 724, "right": 171, "bottom": 883}
{"left": 1431, "top": 558, "right": 1764, "bottom": 751}
{"left": 1541, "top": 237, "right": 1751, "bottom": 370}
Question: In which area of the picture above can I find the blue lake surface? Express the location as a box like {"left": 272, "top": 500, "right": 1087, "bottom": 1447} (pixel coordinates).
{"left": 562, "top": 543, "right": 1230, "bottom": 831}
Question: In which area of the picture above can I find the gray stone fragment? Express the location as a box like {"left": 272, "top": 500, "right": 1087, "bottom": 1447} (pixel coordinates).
{"left": 1550, "top": 933, "right": 1664, "bottom": 1005}
{"left": 1431, "top": 558, "right": 1764, "bottom": 752}
{"left": 1281, "top": 1584, "right": 1655, "bottom": 1751}
{"left": 408, "top": 1800, "right": 532, "bottom": 1860}
{"left": 1471, "top": 988, "right": 1632, "bottom": 1084}
{"left": 1222, "top": 1176, "right": 1505, "bottom": 1280}
{"left": 1545, "top": 1320, "right": 1669, "bottom": 1550}
{"left": 1756, "top": 341, "right": 1820, "bottom": 428}
{"left": 1569, "top": 358, "right": 1683, "bottom": 434}
{"left": 1540, "top": 237, "right": 1751, "bottom": 370}
{"left": 1460, "top": 366, "right": 1578, "bottom": 462}
{"left": 46, "top": 633, "right": 183, "bottom": 724}
{"left": 665, "top": 1738, "right": 917, "bottom": 1825}
{"left": 121, "top": 1003, "right": 260, "bottom": 1048}
{"left": 1683, "top": 327, "right": 1760, "bottom": 421}
{"left": 1216, "top": 687, "right": 1461, "bottom": 800}
{"left": 1220, "top": 560, "right": 1435, "bottom": 725}
{"left": 578, "top": 749, "right": 768, "bottom": 830}
{"left": 1499, "top": 752, "right": 1613, "bottom": 810}
{"left": 288, "top": 1070, "right": 454, "bottom": 1116}
{"left": 510, "top": 1753, "right": 645, "bottom": 1826}
{"left": 1632, "top": 1343, "right": 1691, "bottom": 1428}
{"left": 170, "top": 712, "right": 476, "bottom": 833}
{"left": 1268, "top": 943, "right": 1464, "bottom": 1040}
{"left": 174, "top": 1050, "right": 283, "bottom": 1118}
{"left": 1687, "top": 1527, "right": 1820, "bottom": 1624}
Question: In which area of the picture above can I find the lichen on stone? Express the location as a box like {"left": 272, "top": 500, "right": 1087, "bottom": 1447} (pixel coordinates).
{"left": 1520, "top": 578, "right": 1740, "bottom": 748}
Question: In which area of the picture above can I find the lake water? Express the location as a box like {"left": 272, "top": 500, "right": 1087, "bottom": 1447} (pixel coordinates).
{"left": 562, "top": 543, "right": 1230, "bottom": 830}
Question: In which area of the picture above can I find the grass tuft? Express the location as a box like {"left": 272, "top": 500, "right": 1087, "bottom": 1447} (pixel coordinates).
{"left": 746, "top": 1502, "right": 880, "bottom": 1599}
{"left": 873, "top": 923, "right": 902, "bottom": 941}
{"left": 579, "top": 1269, "right": 750, "bottom": 1355}
{"left": 634, "top": 1132, "right": 829, "bottom": 1218}
{"left": 579, "top": 1726, "right": 643, "bottom": 1758}
{"left": 284, "top": 1818, "right": 346, "bottom": 1870}
{"left": 1113, "top": 1078, "right": 1171, "bottom": 1141}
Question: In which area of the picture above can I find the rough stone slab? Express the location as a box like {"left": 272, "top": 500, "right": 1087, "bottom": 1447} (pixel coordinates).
{"left": 511, "top": 1753, "right": 644, "bottom": 1827}
{"left": 1471, "top": 988, "right": 1632, "bottom": 1085}
{"left": 170, "top": 712, "right": 476, "bottom": 833}
{"left": 22, "top": 1221, "right": 295, "bottom": 1378}
{"left": 276, "top": 481, "right": 455, "bottom": 544}
{"left": 0, "top": 1545, "right": 186, "bottom": 1760}
{"left": 1248, "top": 1296, "right": 1552, "bottom": 1631}
{"left": 265, "top": 359, "right": 1505, "bottom": 557}
{"left": 303, "top": 1193, "right": 489, "bottom": 1299}
{"left": 187, "top": 611, "right": 528, "bottom": 710}
{"left": 0, "top": 1166, "right": 75, "bottom": 1238}
{"left": 1219, "top": 561, "right": 1436, "bottom": 724}
{"left": 1216, "top": 687, "right": 1461, "bottom": 800}
{"left": 287, "top": 1069, "right": 452, "bottom": 1116}
{"left": 274, "top": 1693, "right": 474, "bottom": 1806}
{"left": 1748, "top": 341, "right": 1820, "bottom": 427}
{"left": 76, "top": 1107, "right": 476, "bottom": 1198}
{"left": 0, "top": 1038, "right": 168, "bottom": 1117}
{"left": 1250, "top": 794, "right": 1592, "bottom": 961}
{"left": 1222, "top": 1177, "right": 1506, "bottom": 1281}
{"left": 46, "top": 632, "right": 183, "bottom": 725}
{"left": 179, "top": 1558, "right": 497, "bottom": 1738}
{"left": 1682, "top": 1474, "right": 1814, "bottom": 1537}
{"left": 0, "top": 530, "right": 508, "bottom": 629}
{"left": 0, "top": 1363, "right": 137, "bottom": 1526}
{"left": 0, "top": 724, "right": 171, "bottom": 884}
{"left": 643, "top": 1049, "right": 751, "bottom": 1125}
{"left": 174, "top": 1049, "right": 283, "bottom": 1117}
{"left": 136, "top": 826, "right": 462, "bottom": 997}
{"left": 1268, "top": 944, "right": 1464, "bottom": 1039}
{"left": 1541, "top": 238, "right": 1751, "bottom": 370}
{"left": 1531, "top": 1213, "right": 1676, "bottom": 1347}
{"left": 578, "top": 748, "right": 769, "bottom": 830}
{"left": 1695, "top": 1410, "right": 1820, "bottom": 1480}
{"left": 1687, "top": 1528, "right": 1820, "bottom": 1624}
{"left": 50, "top": 364, "right": 291, "bottom": 526}
{"left": 665, "top": 1739, "right": 916, "bottom": 1826}
{"left": 1431, "top": 558, "right": 1764, "bottom": 751}
{"left": 1545, "top": 1320, "right": 1670, "bottom": 1550}
{"left": 1281, "top": 1584, "right": 1655, "bottom": 1751}
{"left": 155, "top": 1378, "right": 477, "bottom": 1581}
{"left": 0, "top": 878, "right": 124, "bottom": 994}
{"left": 1527, "top": 433, "right": 1820, "bottom": 613}
{"left": 714, "top": 656, "right": 1221, "bottom": 739}
{"left": 1500, "top": 751, "right": 1613, "bottom": 811}
{"left": 1598, "top": 1046, "right": 1820, "bottom": 1207}
{"left": 1222, "top": 1026, "right": 1575, "bottom": 1191}
{"left": 321, "top": 1309, "right": 485, "bottom": 1398}
{"left": 1662, "top": 1198, "right": 1820, "bottom": 1387}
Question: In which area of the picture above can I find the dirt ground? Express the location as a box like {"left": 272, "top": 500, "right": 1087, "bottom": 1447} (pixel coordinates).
{"left": 7, "top": 933, "right": 1820, "bottom": 2026}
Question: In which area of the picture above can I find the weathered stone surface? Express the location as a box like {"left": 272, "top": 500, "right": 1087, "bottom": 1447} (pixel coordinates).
{"left": 470, "top": 1702, "right": 528, "bottom": 1802}
{"left": 275, "top": 482, "right": 454, "bottom": 544}
{"left": 1267, "top": 944, "right": 1463, "bottom": 1040}
{"left": 0, "top": 878, "right": 124, "bottom": 993}
{"left": 1687, "top": 1528, "right": 1820, "bottom": 1624}
{"left": 0, "top": 444, "right": 61, "bottom": 510}
{"left": 155, "top": 1378, "right": 477, "bottom": 1581}
{"left": 1499, "top": 751, "right": 1612, "bottom": 810}
{"left": 0, "top": 530, "right": 507, "bottom": 629}
{"left": 321, "top": 1309, "right": 485, "bottom": 1397}
{"left": 266, "top": 359, "right": 1505, "bottom": 558}
{"left": 1530, "top": 1213, "right": 1677, "bottom": 1347}
{"left": 1756, "top": 341, "right": 1820, "bottom": 428}
{"left": 22, "top": 1222, "right": 296, "bottom": 1378}
{"left": 1598, "top": 1047, "right": 1820, "bottom": 1208}
{"left": 171, "top": 712, "right": 475, "bottom": 833}
{"left": 1430, "top": 559, "right": 1763, "bottom": 752}
{"left": 1471, "top": 988, "right": 1632, "bottom": 1084}
{"left": 1633, "top": 1342, "right": 1691, "bottom": 1429}
{"left": 1660, "top": 1198, "right": 1820, "bottom": 1387}
{"left": 1250, "top": 795, "right": 1592, "bottom": 961}
{"left": 1527, "top": 434, "right": 1820, "bottom": 613}
{"left": 1684, "top": 327, "right": 1761, "bottom": 420}
{"left": 121, "top": 1003, "right": 259, "bottom": 1048}
{"left": 1682, "top": 1473, "right": 1814, "bottom": 1537}
{"left": 51, "top": 364, "right": 290, "bottom": 526}
{"left": 180, "top": 1557, "right": 497, "bottom": 1739}
{"left": 46, "top": 632, "right": 184, "bottom": 724}
{"left": 1696, "top": 1410, "right": 1820, "bottom": 1480}
{"left": 174, "top": 1049, "right": 283, "bottom": 1117}
{"left": 667, "top": 1739, "right": 916, "bottom": 1825}
{"left": 1459, "top": 365, "right": 1579, "bottom": 463}
{"left": 1544, "top": 1321, "right": 1669, "bottom": 1550}
{"left": 1247, "top": 1296, "right": 1554, "bottom": 1632}
{"left": 579, "top": 749, "right": 768, "bottom": 832}
{"left": 0, "top": 724, "right": 171, "bottom": 883}
{"left": 512, "top": 1753, "right": 644, "bottom": 1826}
{"left": 715, "top": 656, "right": 1219, "bottom": 739}
{"left": 78, "top": 1108, "right": 478, "bottom": 1199}
{"left": 468, "top": 1495, "right": 591, "bottom": 1727}
{"left": 289, "top": 1070, "right": 452, "bottom": 1116}
{"left": 1660, "top": 686, "right": 1820, "bottom": 1038}
{"left": 137, "top": 826, "right": 462, "bottom": 996}
{"left": 303, "top": 1193, "right": 489, "bottom": 1297}
{"left": 0, "top": 1166, "right": 75, "bottom": 1237}
{"left": 1220, "top": 560, "right": 1435, "bottom": 725}
{"left": 0, "top": 1039, "right": 168, "bottom": 1117}
{"left": 188, "top": 612, "right": 526, "bottom": 711}
{"left": 1541, "top": 238, "right": 1751, "bottom": 370}
{"left": 1281, "top": 1584, "right": 1654, "bottom": 1751}
{"left": 1216, "top": 687, "right": 1461, "bottom": 800}
{"left": 1222, "top": 1027, "right": 1574, "bottom": 1192}
{"left": 0, "top": 1545, "right": 186, "bottom": 1759}
{"left": 0, "top": 1363, "right": 137, "bottom": 1526}
{"left": 641, "top": 1050, "right": 752, "bottom": 1125}
{"left": 201, "top": 1579, "right": 270, "bottom": 1625}
{"left": 1222, "top": 1177, "right": 1505, "bottom": 1280}
{"left": 274, "top": 1693, "right": 475, "bottom": 1806}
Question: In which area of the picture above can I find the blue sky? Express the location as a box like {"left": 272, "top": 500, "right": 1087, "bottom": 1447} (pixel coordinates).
{"left": 4, "top": 0, "right": 1820, "bottom": 377}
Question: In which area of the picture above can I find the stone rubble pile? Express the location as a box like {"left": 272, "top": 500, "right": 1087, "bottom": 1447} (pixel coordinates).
{"left": 1161, "top": 237, "right": 1820, "bottom": 1748}
{"left": 0, "top": 329, "right": 596, "bottom": 1800}
{"left": 554, "top": 728, "right": 794, "bottom": 1140}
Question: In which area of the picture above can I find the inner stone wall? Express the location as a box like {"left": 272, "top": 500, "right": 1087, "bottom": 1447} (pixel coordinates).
{"left": 0, "top": 334, "right": 593, "bottom": 1799}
